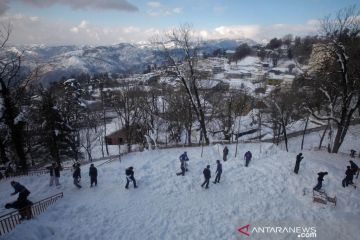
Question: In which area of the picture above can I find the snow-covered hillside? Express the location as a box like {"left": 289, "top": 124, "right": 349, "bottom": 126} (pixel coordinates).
{"left": 1, "top": 132, "right": 360, "bottom": 240}
{"left": 11, "top": 38, "right": 257, "bottom": 84}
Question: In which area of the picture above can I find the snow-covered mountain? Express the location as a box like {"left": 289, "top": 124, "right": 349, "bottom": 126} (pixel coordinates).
{"left": 9, "top": 39, "right": 257, "bottom": 84}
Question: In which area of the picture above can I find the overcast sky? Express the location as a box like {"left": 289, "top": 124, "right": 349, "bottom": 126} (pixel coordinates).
{"left": 0, "top": 0, "right": 358, "bottom": 46}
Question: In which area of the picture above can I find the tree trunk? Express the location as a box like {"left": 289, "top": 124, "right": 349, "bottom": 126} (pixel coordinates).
{"left": 301, "top": 116, "right": 309, "bottom": 150}
{"left": 2, "top": 87, "right": 27, "bottom": 172}
{"left": 0, "top": 136, "right": 9, "bottom": 164}
{"left": 319, "top": 123, "right": 329, "bottom": 150}
{"left": 282, "top": 122, "right": 289, "bottom": 152}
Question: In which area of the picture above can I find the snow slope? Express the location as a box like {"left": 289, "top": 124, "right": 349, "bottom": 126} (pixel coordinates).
{"left": 1, "top": 140, "right": 360, "bottom": 240}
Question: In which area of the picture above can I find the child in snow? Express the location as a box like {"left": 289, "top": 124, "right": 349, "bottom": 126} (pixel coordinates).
{"left": 73, "top": 163, "right": 82, "bottom": 188}
{"left": 213, "top": 160, "right": 222, "bottom": 184}
{"left": 10, "top": 181, "right": 30, "bottom": 201}
{"left": 244, "top": 151, "right": 252, "bottom": 167}
{"left": 180, "top": 152, "right": 189, "bottom": 171}
{"left": 223, "top": 146, "right": 229, "bottom": 161}
{"left": 201, "top": 165, "right": 211, "bottom": 189}
{"left": 342, "top": 166, "right": 353, "bottom": 187}
{"left": 349, "top": 160, "right": 359, "bottom": 182}
{"left": 294, "top": 153, "right": 304, "bottom": 174}
{"left": 89, "top": 164, "right": 98, "bottom": 187}
{"left": 313, "top": 172, "right": 328, "bottom": 191}
{"left": 177, "top": 152, "right": 189, "bottom": 176}
{"left": 5, "top": 199, "right": 33, "bottom": 220}
{"left": 47, "top": 162, "right": 61, "bottom": 186}
{"left": 125, "top": 166, "right": 137, "bottom": 189}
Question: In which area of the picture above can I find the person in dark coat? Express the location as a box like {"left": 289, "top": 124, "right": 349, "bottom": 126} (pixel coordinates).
{"left": 176, "top": 160, "right": 186, "bottom": 176}
{"left": 223, "top": 146, "right": 229, "bottom": 161}
{"left": 73, "top": 164, "right": 82, "bottom": 188}
{"left": 349, "top": 160, "right": 359, "bottom": 183}
{"left": 10, "top": 181, "right": 30, "bottom": 201}
{"left": 177, "top": 152, "right": 188, "bottom": 176}
{"left": 294, "top": 153, "right": 304, "bottom": 174}
{"left": 201, "top": 165, "right": 211, "bottom": 189}
{"left": 313, "top": 172, "right": 328, "bottom": 191}
{"left": 342, "top": 166, "right": 353, "bottom": 187}
{"left": 244, "top": 151, "right": 252, "bottom": 167}
{"left": 180, "top": 152, "right": 189, "bottom": 171}
{"left": 47, "top": 162, "right": 61, "bottom": 186}
{"left": 213, "top": 160, "right": 222, "bottom": 184}
{"left": 125, "top": 166, "right": 137, "bottom": 189}
{"left": 89, "top": 164, "right": 98, "bottom": 187}
{"left": 5, "top": 199, "right": 33, "bottom": 220}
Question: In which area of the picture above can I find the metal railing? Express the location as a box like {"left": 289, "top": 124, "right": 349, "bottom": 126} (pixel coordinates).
{"left": 0, "top": 192, "right": 64, "bottom": 236}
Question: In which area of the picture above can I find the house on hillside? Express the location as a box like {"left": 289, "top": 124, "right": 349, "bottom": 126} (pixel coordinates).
{"left": 105, "top": 125, "right": 147, "bottom": 145}
{"left": 212, "top": 66, "right": 225, "bottom": 74}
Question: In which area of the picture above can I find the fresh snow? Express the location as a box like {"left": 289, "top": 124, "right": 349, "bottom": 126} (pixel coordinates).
{"left": 1, "top": 129, "right": 360, "bottom": 240}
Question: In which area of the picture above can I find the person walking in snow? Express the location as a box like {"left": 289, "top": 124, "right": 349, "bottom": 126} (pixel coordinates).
{"left": 47, "top": 162, "right": 61, "bottom": 186}
{"left": 73, "top": 163, "right": 82, "bottom": 188}
{"left": 125, "top": 166, "right": 137, "bottom": 189}
{"left": 313, "top": 172, "right": 328, "bottom": 191}
{"left": 223, "top": 146, "right": 229, "bottom": 161}
{"left": 180, "top": 152, "right": 189, "bottom": 171}
{"left": 89, "top": 164, "right": 98, "bottom": 187}
{"left": 177, "top": 152, "right": 189, "bottom": 176}
{"left": 244, "top": 151, "right": 252, "bottom": 167}
{"left": 213, "top": 160, "right": 222, "bottom": 184}
{"left": 349, "top": 160, "right": 359, "bottom": 182}
{"left": 201, "top": 165, "right": 211, "bottom": 189}
{"left": 176, "top": 159, "right": 186, "bottom": 176}
{"left": 10, "top": 181, "right": 30, "bottom": 202}
{"left": 342, "top": 166, "right": 353, "bottom": 187}
{"left": 294, "top": 153, "right": 304, "bottom": 174}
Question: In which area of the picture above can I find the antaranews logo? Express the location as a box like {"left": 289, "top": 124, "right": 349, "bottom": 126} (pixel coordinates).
{"left": 238, "top": 224, "right": 317, "bottom": 238}
{"left": 238, "top": 224, "right": 251, "bottom": 236}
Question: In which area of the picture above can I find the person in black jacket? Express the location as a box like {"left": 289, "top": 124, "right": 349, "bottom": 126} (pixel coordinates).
{"left": 73, "top": 164, "right": 82, "bottom": 188}
{"left": 342, "top": 166, "right": 353, "bottom": 187}
{"left": 313, "top": 172, "right": 328, "bottom": 191}
{"left": 10, "top": 181, "right": 30, "bottom": 201}
{"left": 201, "top": 165, "right": 211, "bottom": 189}
{"left": 125, "top": 166, "right": 137, "bottom": 189}
{"left": 294, "top": 153, "right": 303, "bottom": 174}
{"left": 349, "top": 160, "right": 359, "bottom": 183}
{"left": 176, "top": 160, "right": 186, "bottom": 176}
{"left": 89, "top": 164, "right": 98, "bottom": 187}
{"left": 47, "top": 162, "right": 61, "bottom": 186}
{"left": 213, "top": 160, "right": 222, "bottom": 184}
{"left": 5, "top": 199, "right": 33, "bottom": 220}
{"left": 223, "top": 146, "right": 229, "bottom": 161}
{"left": 244, "top": 151, "right": 252, "bottom": 167}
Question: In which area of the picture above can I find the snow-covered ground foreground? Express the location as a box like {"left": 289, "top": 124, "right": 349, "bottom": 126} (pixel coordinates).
{"left": 1, "top": 140, "right": 360, "bottom": 240}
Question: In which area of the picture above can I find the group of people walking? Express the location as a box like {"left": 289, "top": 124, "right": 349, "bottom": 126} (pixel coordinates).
{"left": 5, "top": 146, "right": 359, "bottom": 220}
{"left": 176, "top": 147, "right": 252, "bottom": 190}
{"left": 71, "top": 163, "right": 98, "bottom": 189}
{"left": 292, "top": 152, "right": 359, "bottom": 192}
{"left": 342, "top": 160, "right": 358, "bottom": 188}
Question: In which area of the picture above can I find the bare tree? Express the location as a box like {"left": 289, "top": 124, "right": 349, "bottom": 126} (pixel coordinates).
{"left": 0, "top": 24, "right": 31, "bottom": 171}
{"left": 306, "top": 6, "right": 360, "bottom": 153}
{"left": 154, "top": 24, "right": 210, "bottom": 144}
